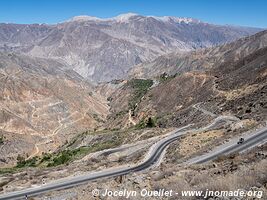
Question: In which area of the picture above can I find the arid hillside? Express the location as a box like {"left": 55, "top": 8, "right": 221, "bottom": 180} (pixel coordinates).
{"left": 130, "top": 30, "right": 267, "bottom": 79}
{"left": 0, "top": 14, "right": 262, "bottom": 83}
{"left": 106, "top": 31, "right": 267, "bottom": 129}
{"left": 0, "top": 52, "right": 109, "bottom": 167}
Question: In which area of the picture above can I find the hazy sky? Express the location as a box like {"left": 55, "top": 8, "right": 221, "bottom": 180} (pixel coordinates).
{"left": 0, "top": 0, "right": 266, "bottom": 28}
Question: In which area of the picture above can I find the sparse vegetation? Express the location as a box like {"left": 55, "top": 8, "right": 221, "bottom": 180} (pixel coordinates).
{"left": 135, "top": 118, "right": 147, "bottom": 129}
{"left": 92, "top": 113, "right": 104, "bottom": 123}
{"left": 0, "top": 136, "right": 4, "bottom": 145}
{"left": 16, "top": 134, "right": 123, "bottom": 168}
{"left": 47, "top": 151, "right": 72, "bottom": 167}
{"left": 0, "top": 155, "right": 38, "bottom": 174}
{"left": 46, "top": 138, "right": 122, "bottom": 167}
{"left": 40, "top": 153, "right": 52, "bottom": 162}
{"left": 0, "top": 131, "right": 125, "bottom": 173}
{"left": 115, "top": 110, "right": 127, "bottom": 117}
{"left": 16, "top": 155, "right": 25, "bottom": 167}
{"left": 16, "top": 156, "right": 37, "bottom": 168}
{"left": 158, "top": 72, "right": 178, "bottom": 83}
{"left": 0, "top": 168, "right": 17, "bottom": 175}
{"left": 135, "top": 117, "right": 157, "bottom": 129}
{"left": 149, "top": 145, "right": 267, "bottom": 200}
{"left": 127, "top": 79, "right": 153, "bottom": 111}
{"left": 146, "top": 117, "right": 157, "bottom": 127}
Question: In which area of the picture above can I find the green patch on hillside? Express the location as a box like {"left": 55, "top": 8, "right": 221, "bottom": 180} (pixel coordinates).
{"left": 127, "top": 79, "right": 153, "bottom": 111}
{"left": 65, "top": 128, "right": 119, "bottom": 149}
{"left": 135, "top": 117, "right": 157, "bottom": 129}
{"left": 0, "top": 155, "right": 38, "bottom": 174}
{"left": 0, "top": 133, "right": 123, "bottom": 174}
{"left": 46, "top": 138, "right": 122, "bottom": 167}
{"left": 0, "top": 136, "right": 4, "bottom": 145}
{"left": 0, "top": 167, "right": 18, "bottom": 175}
{"left": 115, "top": 110, "right": 128, "bottom": 118}
{"left": 16, "top": 155, "right": 37, "bottom": 168}
{"left": 158, "top": 72, "right": 179, "bottom": 83}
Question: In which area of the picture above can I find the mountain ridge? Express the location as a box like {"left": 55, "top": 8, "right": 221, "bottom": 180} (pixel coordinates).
{"left": 66, "top": 13, "right": 202, "bottom": 24}
{"left": 0, "top": 13, "right": 263, "bottom": 83}
{"left": 106, "top": 30, "right": 267, "bottom": 130}
{"left": 129, "top": 29, "right": 267, "bottom": 78}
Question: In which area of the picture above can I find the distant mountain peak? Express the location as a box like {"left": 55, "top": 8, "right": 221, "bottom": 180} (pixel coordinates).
{"left": 69, "top": 15, "right": 102, "bottom": 22}
{"left": 151, "top": 16, "right": 201, "bottom": 24}
{"left": 113, "top": 13, "right": 139, "bottom": 22}
{"left": 66, "top": 13, "right": 201, "bottom": 24}
{"left": 1, "top": 14, "right": 262, "bottom": 83}
{"left": 67, "top": 13, "right": 139, "bottom": 23}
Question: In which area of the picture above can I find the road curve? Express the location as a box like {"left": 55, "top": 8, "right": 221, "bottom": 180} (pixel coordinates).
{"left": 0, "top": 125, "right": 192, "bottom": 200}
{"left": 0, "top": 120, "right": 266, "bottom": 199}
{"left": 186, "top": 126, "right": 267, "bottom": 164}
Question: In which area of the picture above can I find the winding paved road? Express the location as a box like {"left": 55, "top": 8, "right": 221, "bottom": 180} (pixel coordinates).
{"left": 0, "top": 117, "right": 266, "bottom": 200}
{"left": 187, "top": 126, "right": 267, "bottom": 164}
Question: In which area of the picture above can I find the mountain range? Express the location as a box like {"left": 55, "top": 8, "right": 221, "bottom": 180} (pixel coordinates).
{"left": 0, "top": 13, "right": 262, "bottom": 83}
{"left": 107, "top": 30, "right": 267, "bottom": 130}
{"left": 0, "top": 13, "right": 266, "bottom": 167}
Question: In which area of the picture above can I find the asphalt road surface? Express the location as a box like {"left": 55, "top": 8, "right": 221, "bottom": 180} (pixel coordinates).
{"left": 186, "top": 126, "right": 267, "bottom": 164}
{"left": 0, "top": 120, "right": 266, "bottom": 200}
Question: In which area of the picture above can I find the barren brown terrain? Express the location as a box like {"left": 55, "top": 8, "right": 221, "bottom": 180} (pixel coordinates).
{"left": 0, "top": 16, "right": 266, "bottom": 200}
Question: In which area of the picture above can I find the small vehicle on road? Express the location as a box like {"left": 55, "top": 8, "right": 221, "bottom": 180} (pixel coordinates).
{"left": 237, "top": 138, "right": 245, "bottom": 144}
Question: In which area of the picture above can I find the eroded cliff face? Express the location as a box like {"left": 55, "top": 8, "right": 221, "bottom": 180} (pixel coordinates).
{"left": 0, "top": 52, "right": 109, "bottom": 167}
{"left": 0, "top": 13, "right": 262, "bottom": 83}
{"left": 106, "top": 31, "right": 267, "bottom": 130}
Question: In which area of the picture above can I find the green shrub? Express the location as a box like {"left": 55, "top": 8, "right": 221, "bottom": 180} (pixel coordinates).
{"left": 0, "top": 136, "right": 3, "bottom": 145}
{"left": 0, "top": 133, "right": 124, "bottom": 172}
{"left": 48, "top": 151, "right": 72, "bottom": 167}
{"left": 135, "top": 117, "right": 157, "bottom": 129}
{"left": 40, "top": 153, "right": 52, "bottom": 162}
{"left": 146, "top": 117, "right": 157, "bottom": 127}
{"left": 16, "top": 154, "right": 25, "bottom": 167}
{"left": 127, "top": 79, "right": 153, "bottom": 110}
{"left": 16, "top": 156, "right": 37, "bottom": 168}
{"left": 159, "top": 72, "right": 178, "bottom": 83}
{"left": 46, "top": 137, "right": 123, "bottom": 167}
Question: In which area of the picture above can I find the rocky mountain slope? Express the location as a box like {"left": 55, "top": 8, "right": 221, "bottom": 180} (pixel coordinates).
{"left": 0, "top": 13, "right": 262, "bottom": 83}
{"left": 107, "top": 30, "right": 267, "bottom": 129}
{"left": 0, "top": 16, "right": 265, "bottom": 168}
{"left": 130, "top": 30, "right": 267, "bottom": 78}
{"left": 0, "top": 52, "right": 108, "bottom": 167}
{"left": 0, "top": 17, "right": 266, "bottom": 198}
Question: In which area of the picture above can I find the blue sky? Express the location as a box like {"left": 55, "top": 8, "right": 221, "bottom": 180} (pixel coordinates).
{"left": 0, "top": 0, "right": 266, "bottom": 28}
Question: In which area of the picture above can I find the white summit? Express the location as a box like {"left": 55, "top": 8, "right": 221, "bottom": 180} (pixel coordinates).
{"left": 69, "top": 15, "right": 102, "bottom": 22}
{"left": 68, "top": 13, "right": 138, "bottom": 23}
{"left": 67, "top": 13, "right": 200, "bottom": 24}
{"left": 150, "top": 16, "right": 201, "bottom": 24}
